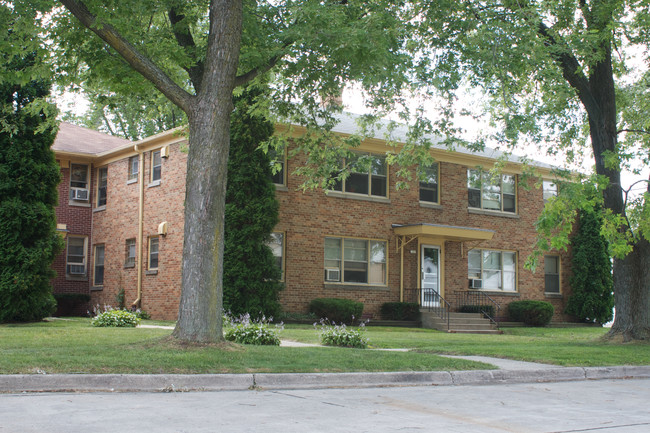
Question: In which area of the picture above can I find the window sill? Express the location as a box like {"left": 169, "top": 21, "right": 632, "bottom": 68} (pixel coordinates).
{"left": 68, "top": 200, "right": 91, "bottom": 208}
{"left": 127, "top": 178, "right": 138, "bottom": 185}
{"left": 148, "top": 180, "right": 161, "bottom": 188}
{"left": 468, "top": 208, "right": 519, "bottom": 219}
{"left": 91, "top": 286, "right": 103, "bottom": 291}
{"left": 324, "top": 283, "right": 389, "bottom": 291}
{"left": 93, "top": 206, "right": 106, "bottom": 213}
{"left": 124, "top": 263, "right": 135, "bottom": 269}
{"left": 325, "top": 191, "right": 390, "bottom": 204}
{"left": 419, "top": 201, "right": 442, "bottom": 210}
{"left": 274, "top": 184, "right": 288, "bottom": 192}
{"left": 145, "top": 269, "right": 158, "bottom": 275}
{"left": 66, "top": 275, "right": 87, "bottom": 282}
{"left": 473, "top": 290, "right": 520, "bottom": 297}
{"left": 545, "top": 292, "right": 563, "bottom": 298}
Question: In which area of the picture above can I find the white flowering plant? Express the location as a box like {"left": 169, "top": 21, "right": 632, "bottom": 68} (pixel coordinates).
{"left": 224, "top": 312, "right": 283, "bottom": 346}
{"left": 314, "top": 318, "right": 369, "bottom": 349}
{"left": 91, "top": 309, "right": 140, "bottom": 327}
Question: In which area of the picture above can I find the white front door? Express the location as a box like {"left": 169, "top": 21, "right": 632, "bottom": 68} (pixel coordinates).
{"left": 421, "top": 245, "right": 440, "bottom": 307}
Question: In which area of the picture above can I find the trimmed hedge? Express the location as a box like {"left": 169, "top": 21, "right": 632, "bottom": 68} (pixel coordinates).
{"left": 459, "top": 304, "right": 495, "bottom": 318}
{"left": 380, "top": 302, "right": 420, "bottom": 321}
{"left": 508, "top": 300, "right": 554, "bottom": 327}
{"left": 309, "top": 298, "right": 363, "bottom": 324}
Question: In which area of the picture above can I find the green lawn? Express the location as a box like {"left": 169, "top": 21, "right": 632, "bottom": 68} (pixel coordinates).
{"left": 1, "top": 318, "right": 648, "bottom": 374}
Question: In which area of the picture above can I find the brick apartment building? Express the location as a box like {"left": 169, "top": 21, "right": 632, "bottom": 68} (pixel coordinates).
{"left": 51, "top": 117, "right": 572, "bottom": 321}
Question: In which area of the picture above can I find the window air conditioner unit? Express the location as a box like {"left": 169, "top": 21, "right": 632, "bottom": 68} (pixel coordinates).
{"left": 160, "top": 146, "right": 170, "bottom": 158}
{"left": 325, "top": 268, "right": 340, "bottom": 282}
{"left": 67, "top": 264, "right": 85, "bottom": 275}
{"left": 70, "top": 187, "right": 89, "bottom": 201}
{"left": 470, "top": 279, "right": 483, "bottom": 289}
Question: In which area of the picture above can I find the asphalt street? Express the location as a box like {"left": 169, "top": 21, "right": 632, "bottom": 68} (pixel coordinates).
{"left": 1, "top": 378, "right": 649, "bottom": 433}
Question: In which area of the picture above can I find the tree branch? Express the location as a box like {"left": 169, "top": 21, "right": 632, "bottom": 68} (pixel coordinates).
{"left": 617, "top": 128, "right": 650, "bottom": 136}
{"left": 536, "top": 20, "right": 602, "bottom": 120}
{"left": 168, "top": 6, "right": 205, "bottom": 92}
{"left": 234, "top": 52, "right": 284, "bottom": 88}
{"left": 59, "top": 0, "right": 194, "bottom": 113}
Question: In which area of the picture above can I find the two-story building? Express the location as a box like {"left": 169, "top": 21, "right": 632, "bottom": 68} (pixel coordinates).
{"left": 51, "top": 117, "right": 570, "bottom": 322}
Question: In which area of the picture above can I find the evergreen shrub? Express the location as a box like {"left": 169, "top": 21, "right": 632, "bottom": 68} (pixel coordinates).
{"left": 508, "top": 301, "right": 554, "bottom": 327}
{"left": 380, "top": 302, "right": 420, "bottom": 320}
{"left": 459, "top": 304, "right": 496, "bottom": 318}
{"left": 309, "top": 298, "right": 363, "bottom": 324}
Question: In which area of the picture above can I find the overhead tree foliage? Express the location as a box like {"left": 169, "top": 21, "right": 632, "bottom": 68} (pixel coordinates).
{"left": 223, "top": 88, "right": 282, "bottom": 319}
{"left": 566, "top": 205, "right": 614, "bottom": 325}
{"left": 44, "top": 0, "right": 420, "bottom": 342}
{"left": 414, "top": 0, "right": 650, "bottom": 341}
{"left": 0, "top": 4, "right": 63, "bottom": 322}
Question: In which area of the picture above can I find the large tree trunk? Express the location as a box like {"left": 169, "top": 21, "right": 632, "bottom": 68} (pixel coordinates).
{"left": 171, "top": 0, "right": 242, "bottom": 343}
{"left": 586, "top": 46, "right": 650, "bottom": 341}
{"left": 609, "top": 239, "right": 650, "bottom": 341}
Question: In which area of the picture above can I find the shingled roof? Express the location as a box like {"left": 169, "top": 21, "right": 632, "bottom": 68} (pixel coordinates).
{"left": 52, "top": 122, "right": 131, "bottom": 154}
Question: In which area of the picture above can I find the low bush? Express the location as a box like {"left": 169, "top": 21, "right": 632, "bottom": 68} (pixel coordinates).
{"left": 508, "top": 300, "right": 554, "bottom": 327}
{"left": 224, "top": 313, "right": 282, "bottom": 345}
{"left": 314, "top": 319, "right": 368, "bottom": 349}
{"left": 132, "top": 309, "right": 151, "bottom": 320}
{"left": 380, "top": 302, "right": 420, "bottom": 321}
{"left": 91, "top": 309, "right": 140, "bottom": 327}
{"left": 459, "top": 305, "right": 496, "bottom": 318}
{"left": 309, "top": 298, "right": 363, "bottom": 324}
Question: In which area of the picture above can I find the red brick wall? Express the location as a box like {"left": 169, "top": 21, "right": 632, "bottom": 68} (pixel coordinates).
{"left": 52, "top": 162, "right": 93, "bottom": 297}
{"left": 53, "top": 139, "right": 573, "bottom": 323}
{"left": 89, "top": 143, "right": 187, "bottom": 320}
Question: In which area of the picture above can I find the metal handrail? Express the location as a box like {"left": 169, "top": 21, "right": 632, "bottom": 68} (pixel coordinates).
{"left": 403, "top": 287, "right": 452, "bottom": 331}
{"left": 457, "top": 290, "right": 501, "bottom": 329}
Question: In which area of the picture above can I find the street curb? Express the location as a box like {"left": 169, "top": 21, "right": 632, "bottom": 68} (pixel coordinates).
{"left": 1, "top": 366, "right": 649, "bottom": 393}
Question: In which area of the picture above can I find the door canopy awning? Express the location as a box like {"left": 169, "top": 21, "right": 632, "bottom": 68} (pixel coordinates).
{"left": 392, "top": 223, "right": 494, "bottom": 242}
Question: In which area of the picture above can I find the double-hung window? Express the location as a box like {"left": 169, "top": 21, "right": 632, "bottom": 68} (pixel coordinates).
{"left": 333, "top": 152, "right": 387, "bottom": 198}
{"left": 468, "top": 249, "right": 516, "bottom": 291}
{"left": 419, "top": 164, "right": 439, "bottom": 203}
{"left": 94, "top": 244, "right": 105, "bottom": 286}
{"left": 468, "top": 169, "right": 516, "bottom": 213}
{"left": 324, "top": 237, "right": 387, "bottom": 285}
{"left": 128, "top": 156, "right": 139, "bottom": 182}
{"left": 544, "top": 255, "right": 560, "bottom": 293}
{"left": 66, "top": 236, "right": 87, "bottom": 276}
{"left": 125, "top": 238, "right": 136, "bottom": 268}
{"left": 151, "top": 150, "right": 162, "bottom": 183}
{"left": 148, "top": 236, "right": 159, "bottom": 270}
{"left": 268, "top": 148, "right": 285, "bottom": 186}
{"left": 543, "top": 180, "right": 558, "bottom": 203}
{"left": 267, "top": 232, "right": 284, "bottom": 280}
{"left": 70, "top": 164, "right": 89, "bottom": 201}
{"left": 97, "top": 167, "right": 107, "bottom": 207}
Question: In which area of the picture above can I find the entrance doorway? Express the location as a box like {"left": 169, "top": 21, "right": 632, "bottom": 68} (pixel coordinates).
{"left": 421, "top": 245, "right": 441, "bottom": 307}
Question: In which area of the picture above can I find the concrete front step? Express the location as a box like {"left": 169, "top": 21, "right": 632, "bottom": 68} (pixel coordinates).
{"left": 422, "top": 311, "right": 500, "bottom": 334}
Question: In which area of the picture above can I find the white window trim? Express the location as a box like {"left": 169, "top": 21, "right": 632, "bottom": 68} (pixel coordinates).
{"left": 468, "top": 248, "right": 517, "bottom": 292}
{"left": 66, "top": 236, "right": 88, "bottom": 278}
{"left": 544, "top": 255, "right": 561, "bottom": 294}
{"left": 468, "top": 169, "right": 517, "bottom": 214}
{"left": 69, "top": 163, "right": 90, "bottom": 204}
{"left": 127, "top": 155, "right": 139, "bottom": 183}
{"left": 93, "top": 244, "right": 105, "bottom": 287}
{"left": 96, "top": 166, "right": 108, "bottom": 208}
{"left": 150, "top": 150, "right": 162, "bottom": 184}
{"left": 419, "top": 163, "right": 440, "bottom": 204}
{"left": 332, "top": 152, "right": 388, "bottom": 199}
{"left": 148, "top": 236, "right": 159, "bottom": 270}
{"left": 324, "top": 236, "right": 388, "bottom": 286}
{"left": 125, "top": 238, "right": 136, "bottom": 268}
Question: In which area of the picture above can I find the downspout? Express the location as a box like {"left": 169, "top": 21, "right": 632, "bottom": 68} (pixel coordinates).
{"left": 132, "top": 145, "right": 145, "bottom": 309}
{"left": 400, "top": 238, "right": 404, "bottom": 302}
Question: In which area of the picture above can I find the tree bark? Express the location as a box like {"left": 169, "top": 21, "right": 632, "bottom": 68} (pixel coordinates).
{"left": 584, "top": 38, "right": 650, "bottom": 341}
{"left": 170, "top": 0, "right": 243, "bottom": 343}
{"left": 609, "top": 238, "right": 650, "bottom": 341}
